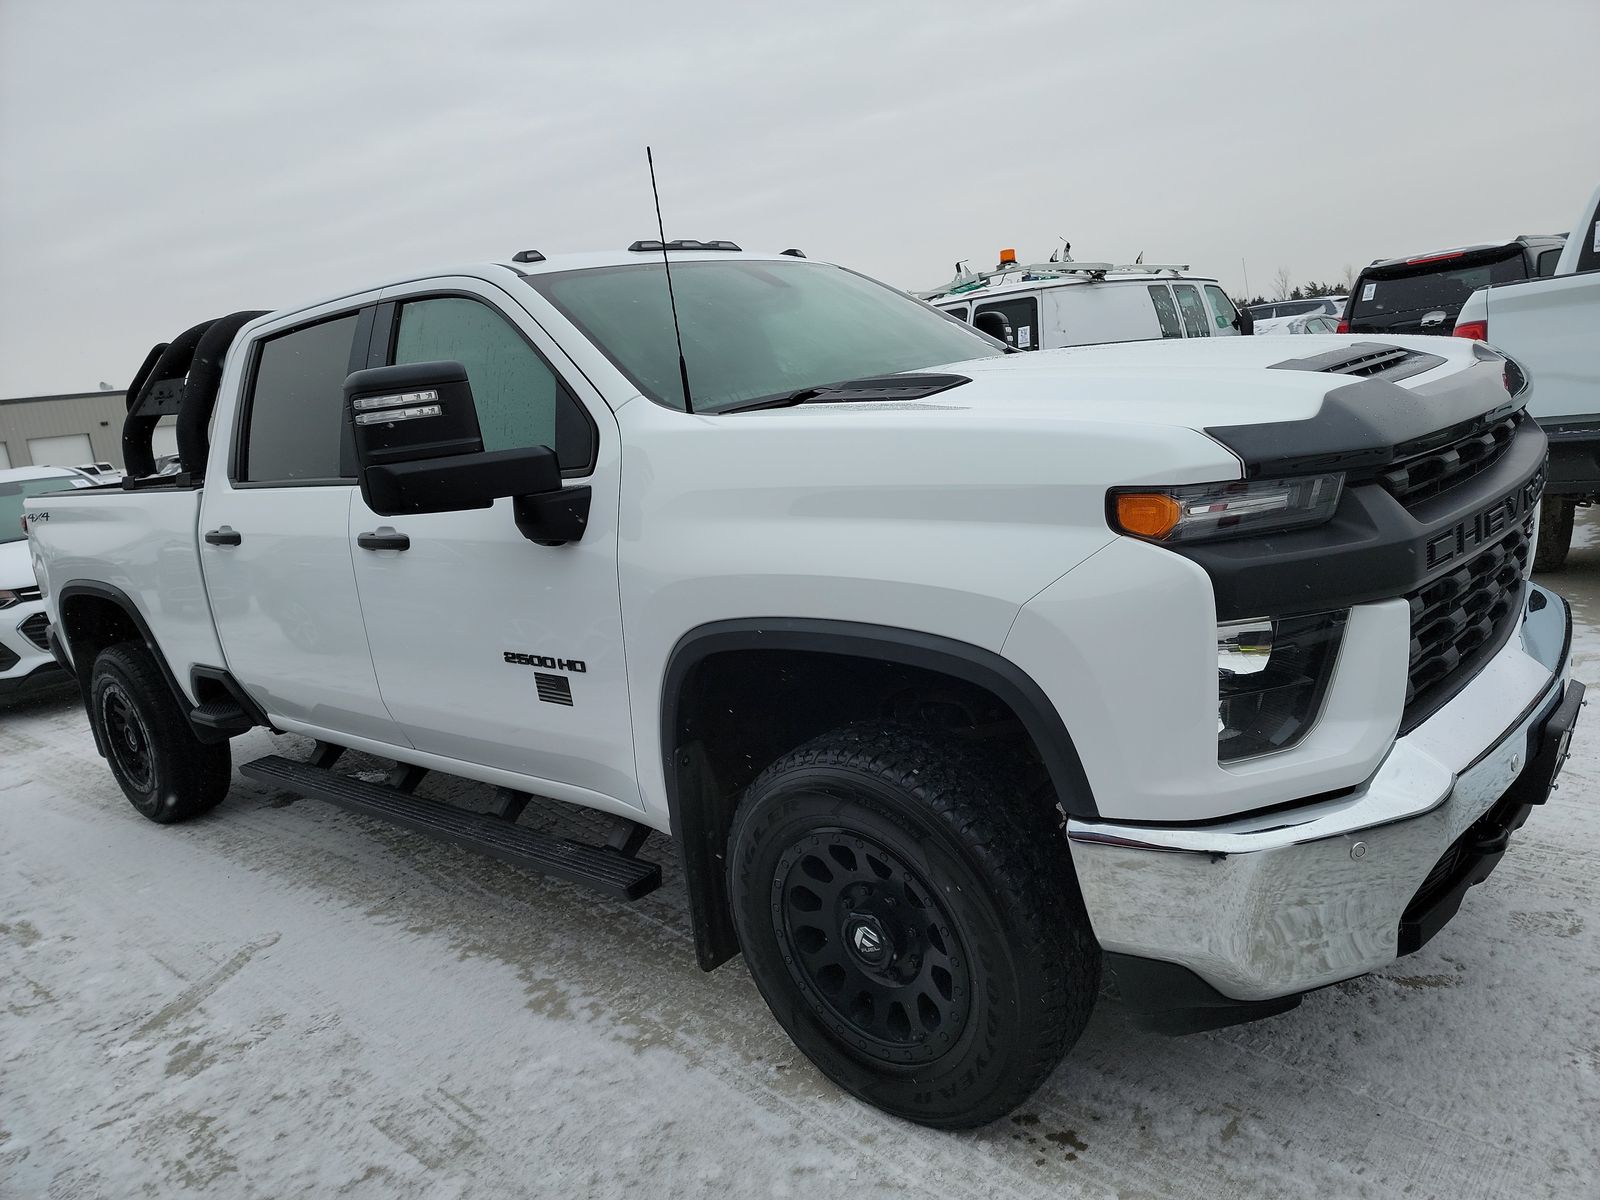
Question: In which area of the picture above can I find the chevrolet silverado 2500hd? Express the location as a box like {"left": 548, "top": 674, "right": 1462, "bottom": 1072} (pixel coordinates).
{"left": 1454, "top": 183, "right": 1600, "bottom": 571}
{"left": 24, "top": 245, "right": 1581, "bottom": 1128}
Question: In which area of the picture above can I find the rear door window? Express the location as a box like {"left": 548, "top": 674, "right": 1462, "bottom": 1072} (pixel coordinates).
{"left": 1203, "top": 286, "right": 1240, "bottom": 336}
{"left": 1147, "top": 286, "right": 1183, "bottom": 338}
{"left": 1535, "top": 247, "right": 1562, "bottom": 277}
{"left": 973, "top": 296, "right": 1040, "bottom": 349}
{"left": 1171, "top": 284, "right": 1210, "bottom": 337}
{"left": 241, "top": 313, "right": 361, "bottom": 484}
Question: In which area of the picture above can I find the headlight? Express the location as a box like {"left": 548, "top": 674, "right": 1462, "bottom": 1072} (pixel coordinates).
{"left": 0, "top": 588, "right": 20, "bottom": 610}
{"left": 1217, "top": 611, "right": 1346, "bottom": 761}
{"left": 1109, "top": 473, "right": 1343, "bottom": 544}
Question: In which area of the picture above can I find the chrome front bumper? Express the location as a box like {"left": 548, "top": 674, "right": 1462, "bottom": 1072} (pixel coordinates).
{"left": 1067, "top": 582, "right": 1576, "bottom": 1003}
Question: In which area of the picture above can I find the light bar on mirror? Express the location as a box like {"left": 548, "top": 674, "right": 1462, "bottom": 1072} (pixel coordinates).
{"left": 353, "top": 403, "right": 443, "bottom": 426}
{"left": 352, "top": 388, "right": 440, "bottom": 412}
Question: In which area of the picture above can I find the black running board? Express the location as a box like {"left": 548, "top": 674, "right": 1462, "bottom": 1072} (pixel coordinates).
{"left": 240, "top": 755, "right": 661, "bottom": 900}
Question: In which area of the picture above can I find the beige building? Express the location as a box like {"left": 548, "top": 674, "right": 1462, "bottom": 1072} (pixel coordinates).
{"left": 0, "top": 389, "right": 162, "bottom": 470}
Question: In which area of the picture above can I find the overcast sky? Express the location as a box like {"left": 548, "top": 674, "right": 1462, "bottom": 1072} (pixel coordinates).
{"left": 1, "top": 0, "right": 1595, "bottom": 397}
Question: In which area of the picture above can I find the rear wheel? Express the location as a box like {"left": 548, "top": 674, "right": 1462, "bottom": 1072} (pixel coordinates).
{"left": 1534, "top": 496, "right": 1576, "bottom": 572}
{"left": 89, "top": 643, "right": 231, "bottom": 823}
{"left": 728, "top": 723, "right": 1099, "bottom": 1128}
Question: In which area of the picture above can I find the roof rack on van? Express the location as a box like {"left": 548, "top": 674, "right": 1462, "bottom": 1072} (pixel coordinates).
{"left": 917, "top": 261, "right": 1191, "bottom": 301}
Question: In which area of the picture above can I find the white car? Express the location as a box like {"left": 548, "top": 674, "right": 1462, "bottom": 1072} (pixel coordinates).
{"left": 1253, "top": 312, "right": 1342, "bottom": 336}
{"left": 1246, "top": 296, "right": 1348, "bottom": 323}
{"left": 922, "top": 254, "right": 1245, "bottom": 349}
{"left": 0, "top": 464, "right": 94, "bottom": 695}
{"left": 26, "top": 244, "right": 1577, "bottom": 1129}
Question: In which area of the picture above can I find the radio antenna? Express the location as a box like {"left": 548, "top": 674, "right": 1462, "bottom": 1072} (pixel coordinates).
{"left": 647, "top": 147, "right": 694, "bottom": 414}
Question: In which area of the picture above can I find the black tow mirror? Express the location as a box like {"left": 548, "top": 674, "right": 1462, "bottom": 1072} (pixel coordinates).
{"left": 344, "top": 361, "right": 587, "bottom": 545}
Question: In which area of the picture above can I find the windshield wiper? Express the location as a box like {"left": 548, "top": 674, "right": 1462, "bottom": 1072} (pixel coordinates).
{"left": 723, "top": 373, "right": 971, "bottom": 413}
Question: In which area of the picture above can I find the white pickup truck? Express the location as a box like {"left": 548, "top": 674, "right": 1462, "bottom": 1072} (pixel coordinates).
{"left": 23, "top": 244, "right": 1582, "bottom": 1128}
{"left": 1455, "top": 183, "right": 1600, "bottom": 570}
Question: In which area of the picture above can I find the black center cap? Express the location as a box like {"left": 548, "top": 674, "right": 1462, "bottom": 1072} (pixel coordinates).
{"left": 845, "top": 916, "right": 889, "bottom": 965}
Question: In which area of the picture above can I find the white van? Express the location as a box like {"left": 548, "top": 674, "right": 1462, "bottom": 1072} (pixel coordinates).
{"left": 920, "top": 255, "right": 1245, "bottom": 350}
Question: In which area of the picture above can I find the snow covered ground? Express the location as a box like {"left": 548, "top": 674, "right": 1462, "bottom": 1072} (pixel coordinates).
{"left": 5, "top": 529, "right": 1600, "bottom": 1199}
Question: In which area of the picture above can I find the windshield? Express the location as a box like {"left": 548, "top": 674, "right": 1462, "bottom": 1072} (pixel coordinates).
{"left": 525, "top": 259, "right": 1005, "bottom": 412}
{"left": 1353, "top": 253, "right": 1525, "bottom": 318}
{"left": 0, "top": 477, "right": 82, "bottom": 544}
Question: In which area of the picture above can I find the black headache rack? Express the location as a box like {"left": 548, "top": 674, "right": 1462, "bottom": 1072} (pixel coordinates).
{"left": 120, "top": 309, "right": 270, "bottom": 488}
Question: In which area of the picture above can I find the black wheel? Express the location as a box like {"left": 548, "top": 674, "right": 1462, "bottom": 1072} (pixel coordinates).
{"left": 88, "top": 643, "right": 231, "bottom": 824}
{"left": 1534, "top": 496, "right": 1576, "bottom": 572}
{"left": 728, "top": 723, "right": 1100, "bottom": 1128}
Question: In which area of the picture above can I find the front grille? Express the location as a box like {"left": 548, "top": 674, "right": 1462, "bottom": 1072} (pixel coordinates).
{"left": 1403, "top": 515, "right": 1532, "bottom": 723}
{"left": 19, "top": 613, "right": 50, "bottom": 651}
{"left": 1378, "top": 412, "right": 1521, "bottom": 507}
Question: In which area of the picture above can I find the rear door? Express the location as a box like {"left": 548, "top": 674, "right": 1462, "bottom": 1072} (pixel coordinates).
{"left": 1147, "top": 285, "right": 1185, "bottom": 339}
{"left": 1349, "top": 249, "right": 1526, "bottom": 335}
{"left": 201, "top": 298, "right": 410, "bottom": 747}
{"left": 1170, "top": 283, "right": 1212, "bottom": 337}
{"left": 347, "top": 278, "right": 640, "bottom": 809}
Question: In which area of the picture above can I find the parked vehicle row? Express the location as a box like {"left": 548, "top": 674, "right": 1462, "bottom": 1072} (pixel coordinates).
{"left": 21, "top": 239, "right": 1581, "bottom": 1128}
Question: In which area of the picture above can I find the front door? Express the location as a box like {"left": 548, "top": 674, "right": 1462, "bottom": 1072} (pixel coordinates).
{"left": 347, "top": 279, "right": 640, "bottom": 810}
{"left": 202, "top": 300, "right": 410, "bottom": 747}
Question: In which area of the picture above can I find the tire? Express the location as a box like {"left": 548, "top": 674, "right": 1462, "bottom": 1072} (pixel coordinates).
{"left": 1534, "top": 496, "right": 1576, "bottom": 573}
{"left": 728, "top": 723, "right": 1100, "bottom": 1128}
{"left": 88, "top": 642, "right": 232, "bottom": 824}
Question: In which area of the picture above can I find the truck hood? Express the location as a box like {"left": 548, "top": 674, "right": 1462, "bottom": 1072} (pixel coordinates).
{"left": 0, "top": 538, "right": 37, "bottom": 589}
{"left": 878, "top": 335, "right": 1485, "bottom": 432}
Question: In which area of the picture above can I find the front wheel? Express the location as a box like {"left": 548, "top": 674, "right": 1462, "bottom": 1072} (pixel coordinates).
{"left": 728, "top": 724, "right": 1100, "bottom": 1128}
{"left": 89, "top": 642, "right": 232, "bottom": 823}
{"left": 1534, "top": 496, "right": 1576, "bottom": 573}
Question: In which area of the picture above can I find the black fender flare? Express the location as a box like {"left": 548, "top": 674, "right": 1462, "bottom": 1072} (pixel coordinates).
{"left": 54, "top": 581, "right": 260, "bottom": 748}
{"left": 659, "top": 617, "right": 1097, "bottom": 969}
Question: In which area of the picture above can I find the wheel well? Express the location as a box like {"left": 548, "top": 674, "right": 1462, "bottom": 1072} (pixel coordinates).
{"left": 663, "top": 624, "right": 1093, "bottom": 970}
{"left": 59, "top": 593, "right": 142, "bottom": 681}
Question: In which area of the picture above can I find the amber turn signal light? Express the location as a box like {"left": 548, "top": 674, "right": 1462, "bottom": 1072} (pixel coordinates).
{"left": 1114, "top": 492, "right": 1182, "bottom": 539}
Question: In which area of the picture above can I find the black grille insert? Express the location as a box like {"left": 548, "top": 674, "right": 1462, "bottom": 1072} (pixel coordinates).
{"left": 1377, "top": 412, "right": 1521, "bottom": 506}
{"left": 19, "top": 613, "right": 50, "bottom": 651}
{"left": 1402, "top": 516, "right": 1531, "bottom": 727}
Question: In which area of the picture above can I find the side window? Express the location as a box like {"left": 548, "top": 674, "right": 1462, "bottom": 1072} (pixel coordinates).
{"left": 1172, "top": 284, "right": 1210, "bottom": 337}
{"left": 392, "top": 297, "right": 595, "bottom": 472}
{"left": 973, "top": 296, "right": 1040, "bottom": 349}
{"left": 1203, "top": 285, "right": 1240, "bottom": 336}
{"left": 1536, "top": 247, "right": 1562, "bottom": 277}
{"left": 1147, "top": 286, "right": 1183, "bottom": 338}
{"left": 243, "top": 313, "right": 360, "bottom": 483}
